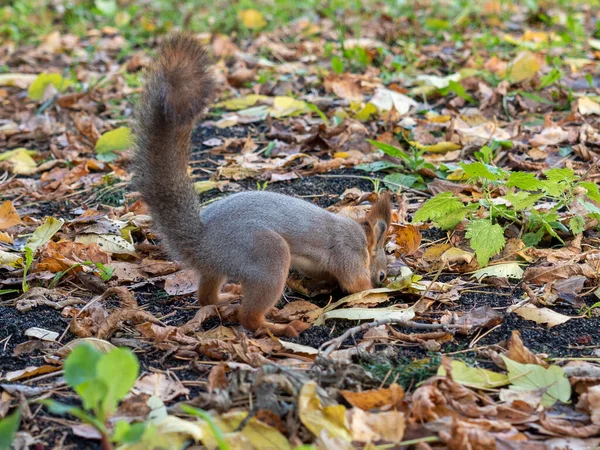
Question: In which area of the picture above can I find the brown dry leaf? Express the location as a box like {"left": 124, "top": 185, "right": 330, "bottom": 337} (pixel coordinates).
{"left": 207, "top": 363, "right": 229, "bottom": 392}
{"left": 0, "top": 200, "right": 22, "bottom": 229}
{"left": 506, "top": 330, "right": 548, "bottom": 368}
{"left": 97, "top": 308, "right": 161, "bottom": 339}
{"left": 509, "top": 303, "right": 573, "bottom": 327}
{"left": 4, "top": 365, "right": 61, "bottom": 382}
{"left": 134, "top": 373, "right": 189, "bottom": 401}
{"left": 410, "top": 384, "right": 448, "bottom": 422}
{"left": 272, "top": 300, "right": 321, "bottom": 321}
{"left": 15, "top": 287, "right": 85, "bottom": 313}
{"left": 449, "top": 305, "right": 504, "bottom": 335}
{"left": 523, "top": 263, "right": 597, "bottom": 285}
{"left": 324, "top": 75, "right": 364, "bottom": 102}
{"left": 529, "top": 125, "right": 569, "bottom": 149}
{"left": 340, "top": 383, "right": 404, "bottom": 410}
{"left": 164, "top": 269, "right": 198, "bottom": 295}
{"left": 394, "top": 224, "right": 422, "bottom": 255}
{"left": 37, "top": 241, "right": 110, "bottom": 273}
{"left": 539, "top": 411, "right": 600, "bottom": 438}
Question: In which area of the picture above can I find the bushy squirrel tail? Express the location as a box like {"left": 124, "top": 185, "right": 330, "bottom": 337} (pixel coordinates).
{"left": 132, "top": 33, "right": 214, "bottom": 266}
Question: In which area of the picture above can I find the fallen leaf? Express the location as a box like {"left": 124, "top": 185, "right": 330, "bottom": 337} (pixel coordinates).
{"left": 578, "top": 97, "right": 600, "bottom": 115}
{"left": 238, "top": 9, "right": 267, "bottom": 29}
{"left": 24, "top": 327, "right": 59, "bottom": 341}
{"left": 502, "top": 356, "right": 571, "bottom": 407}
{"left": 164, "top": 269, "right": 198, "bottom": 296}
{"left": 394, "top": 224, "right": 422, "bottom": 255}
{"left": 506, "top": 330, "right": 548, "bottom": 367}
{"left": 508, "top": 51, "right": 541, "bottom": 83}
{"left": 0, "top": 148, "right": 37, "bottom": 174}
{"left": 438, "top": 359, "right": 509, "bottom": 389}
{"left": 134, "top": 373, "right": 189, "bottom": 401}
{"left": 510, "top": 303, "right": 573, "bottom": 327}
{"left": 27, "top": 73, "right": 72, "bottom": 100}
{"left": 75, "top": 234, "right": 137, "bottom": 256}
{"left": 346, "top": 408, "right": 405, "bottom": 443}
{"left": 471, "top": 263, "right": 524, "bottom": 281}
{"left": 369, "top": 87, "right": 418, "bottom": 114}
{"left": 298, "top": 381, "right": 351, "bottom": 441}
{"left": 340, "top": 383, "right": 404, "bottom": 410}
{"left": 26, "top": 217, "right": 64, "bottom": 252}
{"left": 0, "top": 201, "right": 22, "bottom": 230}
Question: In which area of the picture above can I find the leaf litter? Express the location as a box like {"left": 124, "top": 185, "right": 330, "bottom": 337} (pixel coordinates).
{"left": 1, "top": 1, "right": 600, "bottom": 448}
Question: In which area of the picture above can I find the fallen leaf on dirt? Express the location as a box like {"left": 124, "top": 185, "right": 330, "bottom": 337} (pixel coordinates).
{"left": 0, "top": 148, "right": 37, "bottom": 174}
{"left": 0, "top": 73, "right": 38, "bottom": 88}
{"left": 441, "top": 247, "right": 474, "bottom": 265}
{"left": 578, "top": 97, "right": 600, "bottom": 115}
{"left": 164, "top": 269, "right": 198, "bottom": 296}
{"left": 0, "top": 200, "right": 22, "bottom": 229}
{"left": 15, "top": 287, "right": 84, "bottom": 313}
{"left": 277, "top": 340, "right": 319, "bottom": 357}
{"left": 471, "top": 263, "right": 524, "bottom": 281}
{"left": 318, "top": 306, "right": 415, "bottom": 324}
{"left": 508, "top": 51, "right": 542, "bottom": 83}
{"left": 506, "top": 330, "right": 548, "bottom": 368}
{"left": 502, "top": 356, "right": 571, "bottom": 407}
{"left": 340, "top": 383, "right": 404, "bottom": 410}
{"left": 449, "top": 305, "right": 504, "bottom": 335}
{"left": 27, "top": 73, "right": 72, "bottom": 100}
{"left": 298, "top": 381, "right": 351, "bottom": 441}
{"left": 509, "top": 303, "right": 573, "bottom": 327}
{"left": 523, "top": 263, "right": 597, "bottom": 284}
{"left": 438, "top": 359, "right": 509, "bottom": 389}
{"left": 346, "top": 408, "right": 405, "bottom": 442}
{"left": 24, "top": 327, "right": 59, "bottom": 341}
{"left": 58, "top": 338, "right": 116, "bottom": 357}
{"left": 370, "top": 87, "right": 418, "bottom": 114}
{"left": 134, "top": 373, "right": 189, "bottom": 401}
{"left": 4, "top": 365, "right": 60, "bottom": 382}
{"left": 75, "top": 233, "right": 136, "bottom": 256}
{"left": 26, "top": 217, "right": 64, "bottom": 252}
{"left": 95, "top": 127, "right": 133, "bottom": 161}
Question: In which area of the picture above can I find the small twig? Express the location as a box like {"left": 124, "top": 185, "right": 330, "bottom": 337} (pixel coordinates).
{"left": 318, "top": 319, "right": 464, "bottom": 358}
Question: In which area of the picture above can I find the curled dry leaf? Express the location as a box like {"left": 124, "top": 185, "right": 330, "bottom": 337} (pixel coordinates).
{"left": 97, "top": 308, "right": 161, "bottom": 339}
{"left": 15, "top": 287, "right": 85, "bottom": 313}
{"left": 346, "top": 408, "right": 405, "bottom": 443}
{"left": 506, "top": 330, "right": 548, "bottom": 368}
{"left": 134, "top": 373, "right": 189, "bottom": 401}
{"left": 164, "top": 269, "right": 198, "bottom": 296}
{"left": 394, "top": 224, "right": 422, "bottom": 255}
{"left": 0, "top": 200, "right": 22, "bottom": 230}
{"left": 340, "top": 383, "right": 404, "bottom": 410}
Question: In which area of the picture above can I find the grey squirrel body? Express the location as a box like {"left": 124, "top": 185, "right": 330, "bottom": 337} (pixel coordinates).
{"left": 133, "top": 34, "right": 391, "bottom": 336}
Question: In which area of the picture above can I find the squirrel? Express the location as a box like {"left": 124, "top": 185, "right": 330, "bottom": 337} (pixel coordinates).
{"left": 132, "top": 34, "right": 392, "bottom": 337}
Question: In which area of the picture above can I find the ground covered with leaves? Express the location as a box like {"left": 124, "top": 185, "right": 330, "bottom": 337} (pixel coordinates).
{"left": 1, "top": 0, "right": 600, "bottom": 449}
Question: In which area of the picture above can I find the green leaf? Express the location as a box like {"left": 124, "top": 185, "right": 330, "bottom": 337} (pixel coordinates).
{"left": 544, "top": 167, "right": 576, "bottom": 183}
{"left": 569, "top": 216, "right": 585, "bottom": 235}
{"left": 367, "top": 139, "right": 409, "bottom": 161}
{"left": 502, "top": 356, "right": 571, "bottom": 407}
{"left": 77, "top": 379, "right": 108, "bottom": 413}
{"left": 413, "top": 192, "right": 467, "bottom": 230}
{"left": 383, "top": 173, "right": 419, "bottom": 189}
{"left": 27, "top": 73, "right": 72, "bottom": 100}
{"left": 523, "top": 228, "right": 545, "bottom": 246}
{"left": 517, "top": 91, "right": 555, "bottom": 105}
{"left": 306, "top": 103, "right": 328, "bottom": 124}
{"left": 181, "top": 405, "right": 229, "bottom": 450}
{"left": 439, "top": 80, "right": 474, "bottom": 103}
{"left": 331, "top": 56, "right": 344, "bottom": 74}
{"left": 95, "top": 127, "right": 133, "bottom": 156}
{"left": 466, "top": 220, "right": 506, "bottom": 267}
{"left": 95, "top": 0, "right": 117, "bottom": 16}
{"left": 539, "top": 68, "right": 563, "bottom": 90}
{"left": 0, "top": 408, "right": 20, "bottom": 450}
{"left": 26, "top": 217, "right": 64, "bottom": 253}
{"left": 506, "top": 172, "right": 544, "bottom": 191}
{"left": 355, "top": 161, "right": 403, "bottom": 172}
{"left": 579, "top": 181, "right": 600, "bottom": 203}
{"left": 40, "top": 400, "right": 107, "bottom": 433}
{"left": 96, "top": 348, "right": 139, "bottom": 415}
{"left": 504, "top": 192, "right": 544, "bottom": 211}
{"left": 459, "top": 162, "right": 504, "bottom": 181}
{"left": 437, "top": 360, "right": 509, "bottom": 389}
{"left": 64, "top": 343, "right": 103, "bottom": 388}
{"left": 112, "top": 421, "right": 145, "bottom": 444}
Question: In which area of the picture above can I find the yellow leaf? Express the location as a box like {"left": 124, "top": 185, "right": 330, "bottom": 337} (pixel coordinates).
{"left": 27, "top": 73, "right": 72, "bottom": 100}
{"left": 409, "top": 141, "right": 461, "bottom": 153}
{"left": 238, "top": 9, "right": 267, "bottom": 30}
{"left": 219, "top": 412, "right": 292, "bottom": 450}
{"left": 508, "top": 51, "right": 541, "bottom": 83}
{"left": 95, "top": 127, "right": 133, "bottom": 154}
{"left": 269, "top": 96, "right": 308, "bottom": 118}
{"left": 333, "top": 152, "right": 350, "bottom": 159}
{"left": 0, "top": 200, "right": 22, "bottom": 230}
{"left": 75, "top": 234, "right": 137, "bottom": 256}
{"left": 298, "top": 381, "right": 351, "bottom": 441}
{"left": 26, "top": 217, "right": 64, "bottom": 252}
{"left": 354, "top": 102, "right": 377, "bottom": 121}
{"left": 193, "top": 180, "right": 220, "bottom": 194}
{"left": 438, "top": 359, "right": 509, "bottom": 389}
{"left": 0, "top": 231, "right": 14, "bottom": 243}
{"left": 215, "top": 94, "right": 267, "bottom": 110}
{"left": 0, "top": 148, "right": 37, "bottom": 175}
{"left": 0, "top": 250, "right": 21, "bottom": 266}
{"left": 0, "top": 73, "right": 38, "bottom": 88}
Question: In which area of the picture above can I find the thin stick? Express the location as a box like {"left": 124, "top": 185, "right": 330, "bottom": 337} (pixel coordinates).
{"left": 319, "top": 319, "right": 464, "bottom": 358}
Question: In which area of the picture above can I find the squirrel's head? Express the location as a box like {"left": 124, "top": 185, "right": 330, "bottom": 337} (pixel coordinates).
{"left": 361, "top": 192, "right": 392, "bottom": 287}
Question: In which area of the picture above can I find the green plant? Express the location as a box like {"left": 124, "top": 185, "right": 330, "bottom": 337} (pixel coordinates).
{"left": 21, "top": 247, "right": 33, "bottom": 293}
{"left": 412, "top": 164, "right": 600, "bottom": 266}
{"left": 41, "top": 344, "right": 142, "bottom": 450}
{"left": 180, "top": 405, "right": 230, "bottom": 450}
{"left": 0, "top": 408, "right": 20, "bottom": 450}
{"left": 255, "top": 180, "right": 268, "bottom": 191}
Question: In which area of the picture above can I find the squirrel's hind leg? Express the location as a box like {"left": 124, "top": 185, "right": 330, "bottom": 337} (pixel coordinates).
{"left": 238, "top": 231, "right": 309, "bottom": 337}
{"left": 197, "top": 273, "right": 237, "bottom": 305}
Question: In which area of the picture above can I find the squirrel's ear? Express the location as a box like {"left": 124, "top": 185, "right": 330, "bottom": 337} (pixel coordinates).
{"left": 365, "top": 192, "right": 392, "bottom": 245}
